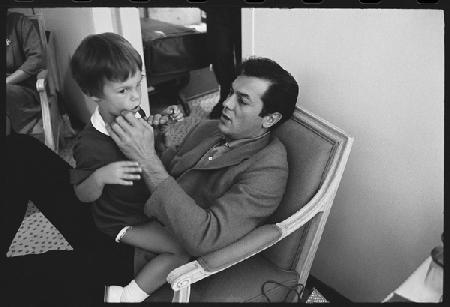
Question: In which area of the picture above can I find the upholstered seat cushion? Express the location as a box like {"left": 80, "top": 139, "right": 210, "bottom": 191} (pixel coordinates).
{"left": 146, "top": 254, "right": 299, "bottom": 302}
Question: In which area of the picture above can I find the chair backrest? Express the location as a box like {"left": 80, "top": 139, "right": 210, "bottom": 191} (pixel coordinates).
{"left": 262, "top": 107, "right": 353, "bottom": 285}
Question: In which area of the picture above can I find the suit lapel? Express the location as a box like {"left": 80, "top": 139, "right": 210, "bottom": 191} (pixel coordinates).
{"left": 197, "top": 134, "right": 271, "bottom": 170}
{"left": 169, "top": 133, "right": 222, "bottom": 177}
{"left": 169, "top": 122, "right": 272, "bottom": 176}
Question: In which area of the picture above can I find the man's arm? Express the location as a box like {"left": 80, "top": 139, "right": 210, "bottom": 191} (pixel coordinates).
{"left": 107, "top": 113, "right": 288, "bottom": 256}
{"left": 106, "top": 113, "right": 169, "bottom": 193}
{"left": 6, "top": 69, "right": 32, "bottom": 85}
{"left": 10, "top": 14, "right": 45, "bottom": 83}
{"left": 145, "top": 153, "right": 288, "bottom": 257}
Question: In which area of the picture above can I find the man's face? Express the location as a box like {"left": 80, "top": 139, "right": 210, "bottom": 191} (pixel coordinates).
{"left": 93, "top": 70, "right": 143, "bottom": 123}
{"left": 218, "top": 76, "right": 272, "bottom": 140}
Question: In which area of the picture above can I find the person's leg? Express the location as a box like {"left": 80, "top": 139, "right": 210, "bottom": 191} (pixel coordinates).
{"left": 3, "top": 134, "right": 136, "bottom": 303}
{"left": 206, "top": 8, "right": 241, "bottom": 119}
{"left": 106, "top": 221, "right": 189, "bottom": 302}
{"left": 3, "top": 133, "right": 99, "bottom": 252}
{"left": 6, "top": 84, "right": 41, "bottom": 133}
{"left": 3, "top": 250, "right": 103, "bottom": 306}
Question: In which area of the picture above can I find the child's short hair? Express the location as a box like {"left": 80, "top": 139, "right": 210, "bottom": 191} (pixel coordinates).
{"left": 70, "top": 32, "right": 143, "bottom": 98}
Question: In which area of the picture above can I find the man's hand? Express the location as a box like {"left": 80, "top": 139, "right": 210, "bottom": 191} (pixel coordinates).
{"left": 106, "top": 111, "right": 156, "bottom": 166}
{"left": 106, "top": 112, "right": 169, "bottom": 193}
{"left": 97, "top": 161, "right": 141, "bottom": 186}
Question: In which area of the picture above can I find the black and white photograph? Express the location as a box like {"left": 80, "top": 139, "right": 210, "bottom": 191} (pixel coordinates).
{"left": 2, "top": 1, "right": 444, "bottom": 304}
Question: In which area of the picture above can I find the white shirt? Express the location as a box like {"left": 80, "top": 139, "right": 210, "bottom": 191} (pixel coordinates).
{"left": 90, "top": 106, "right": 109, "bottom": 136}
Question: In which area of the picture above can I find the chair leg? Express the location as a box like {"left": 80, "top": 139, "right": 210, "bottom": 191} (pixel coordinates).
{"left": 171, "top": 286, "right": 191, "bottom": 303}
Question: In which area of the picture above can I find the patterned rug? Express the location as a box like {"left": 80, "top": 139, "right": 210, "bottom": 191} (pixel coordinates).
{"left": 7, "top": 90, "right": 328, "bottom": 303}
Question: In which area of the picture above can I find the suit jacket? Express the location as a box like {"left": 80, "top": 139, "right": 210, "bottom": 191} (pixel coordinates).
{"left": 145, "top": 120, "right": 288, "bottom": 256}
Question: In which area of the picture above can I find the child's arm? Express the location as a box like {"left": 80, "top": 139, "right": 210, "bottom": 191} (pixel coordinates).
{"left": 74, "top": 161, "right": 142, "bottom": 202}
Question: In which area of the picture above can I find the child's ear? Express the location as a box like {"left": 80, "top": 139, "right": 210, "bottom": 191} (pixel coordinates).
{"left": 90, "top": 95, "right": 101, "bottom": 102}
{"left": 262, "top": 112, "right": 282, "bottom": 129}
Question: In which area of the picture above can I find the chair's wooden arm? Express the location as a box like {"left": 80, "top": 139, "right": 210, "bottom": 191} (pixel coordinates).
{"left": 35, "top": 69, "right": 55, "bottom": 151}
{"left": 36, "top": 69, "right": 48, "bottom": 92}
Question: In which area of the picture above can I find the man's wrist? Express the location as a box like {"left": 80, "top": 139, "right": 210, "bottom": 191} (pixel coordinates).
{"left": 140, "top": 159, "right": 169, "bottom": 193}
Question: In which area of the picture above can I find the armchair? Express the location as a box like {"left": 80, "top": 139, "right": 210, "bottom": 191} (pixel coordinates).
{"left": 145, "top": 106, "right": 353, "bottom": 302}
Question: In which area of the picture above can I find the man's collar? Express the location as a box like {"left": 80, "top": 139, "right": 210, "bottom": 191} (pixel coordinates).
{"left": 223, "top": 130, "right": 271, "bottom": 149}
{"left": 91, "top": 107, "right": 109, "bottom": 136}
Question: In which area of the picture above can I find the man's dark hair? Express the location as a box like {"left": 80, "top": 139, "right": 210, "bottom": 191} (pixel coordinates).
{"left": 238, "top": 57, "right": 299, "bottom": 129}
{"left": 70, "top": 32, "right": 142, "bottom": 98}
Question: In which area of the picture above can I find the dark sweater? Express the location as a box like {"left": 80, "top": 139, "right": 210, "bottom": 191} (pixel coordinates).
{"left": 70, "top": 123, "right": 150, "bottom": 238}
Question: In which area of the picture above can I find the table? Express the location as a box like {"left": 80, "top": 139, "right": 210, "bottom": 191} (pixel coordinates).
{"left": 383, "top": 256, "right": 443, "bottom": 302}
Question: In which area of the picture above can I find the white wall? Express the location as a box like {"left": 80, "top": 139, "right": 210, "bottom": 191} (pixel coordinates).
{"left": 40, "top": 8, "right": 95, "bottom": 127}
{"left": 242, "top": 9, "right": 444, "bottom": 302}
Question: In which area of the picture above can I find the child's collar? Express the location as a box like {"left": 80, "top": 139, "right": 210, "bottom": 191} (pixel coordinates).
{"left": 91, "top": 107, "right": 109, "bottom": 136}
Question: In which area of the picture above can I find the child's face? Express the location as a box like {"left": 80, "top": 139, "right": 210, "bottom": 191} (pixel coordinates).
{"left": 93, "top": 70, "right": 143, "bottom": 124}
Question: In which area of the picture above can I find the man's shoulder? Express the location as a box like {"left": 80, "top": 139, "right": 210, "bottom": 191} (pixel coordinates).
{"left": 254, "top": 135, "right": 288, "bottom": 168}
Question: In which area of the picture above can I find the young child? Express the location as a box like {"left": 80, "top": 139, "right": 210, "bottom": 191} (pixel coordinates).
{"left": 69, "top": 32, "right": 188, "bottom": 303}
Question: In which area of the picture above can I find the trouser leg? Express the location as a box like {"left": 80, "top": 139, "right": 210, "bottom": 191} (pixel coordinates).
{"left": 3, "top": 133, "right": 99, "bottom": 252}
{"left": 6, "top": 84, "right": 41, "bottom": 132}
{"left": 2, "top": 134, "right": 135, "bottom": 304}
{"left": 206, "top": 8, "right": 241, "bottom": 119}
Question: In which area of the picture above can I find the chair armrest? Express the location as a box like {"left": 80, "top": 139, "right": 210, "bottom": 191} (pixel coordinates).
{"left": 167, "top": 224, "right": 281, "bottom": 291}
{"left": 36, "top": 69, "right": 48, "bottom": 92}
{"left": 167, "top": 193, "right": 329, "bottom": 294}
{"left": 199, "top": 224, "right": 281, "bottom": 271}
{"left": 167, "top": 198, "right": 329, "bottom": 302}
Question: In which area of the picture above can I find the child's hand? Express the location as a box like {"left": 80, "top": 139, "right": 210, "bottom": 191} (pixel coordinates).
{"left": 162, "top": 105, "right": 184, "bottom": 122}
{"left": 147, "top": 105, "right": 183, "bottom": 127}
{"left": 97, "top": 161, "right": 141, "bottom": 186}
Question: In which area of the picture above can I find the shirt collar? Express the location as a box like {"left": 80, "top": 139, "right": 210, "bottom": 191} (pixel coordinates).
{"left": 222, "top": 131, "right": 271, "bottom": 149}
{"left": 91, "top": 107, "right": 109, "bottom": 136}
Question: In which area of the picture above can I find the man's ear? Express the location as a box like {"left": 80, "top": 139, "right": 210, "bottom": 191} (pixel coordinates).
{"left": 262, "top": 112, "right": 282, "bottom": 129}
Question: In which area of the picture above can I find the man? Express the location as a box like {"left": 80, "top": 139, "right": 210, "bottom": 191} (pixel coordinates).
{"left": 107, "top": 57, "right": 299, "bottom": 256}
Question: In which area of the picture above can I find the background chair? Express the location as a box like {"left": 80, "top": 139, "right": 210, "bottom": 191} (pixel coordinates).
{"left": 19, "top": 13, "right": 63, "bottom": 152}
{"left": 143, "top": 106, "right": 353, "bottom": 302}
